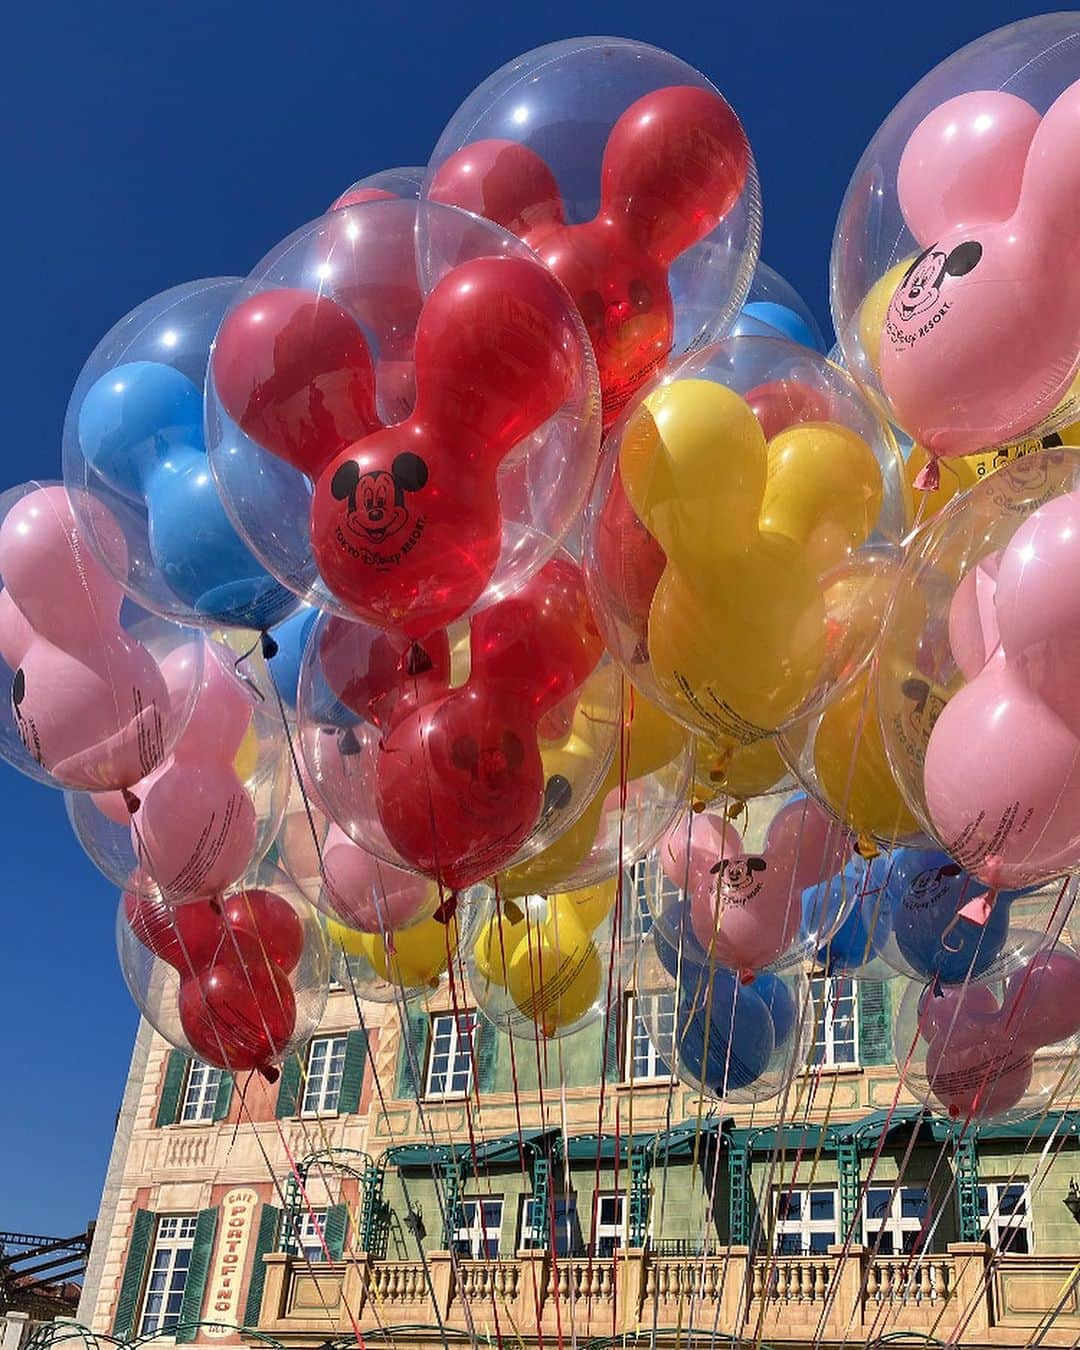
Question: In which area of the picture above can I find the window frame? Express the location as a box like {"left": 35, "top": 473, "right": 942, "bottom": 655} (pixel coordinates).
{"left": 295, "top": 1209, "right": 329, "bottom": 1264}
{"left": 809, "top": 974, "right": 859, "bottom": 1069}
{"left": 864, "top": 1184, "right": 931, "bottom": 1255}
{"left": 178, "top": 1061, "right": 222, "bottom": 1125}
{"left": 453, "top": 1196, "right": 503, "bottom": 1259}
{"left": 978, "top": 1179, "right": 1034, "bottom": 1254}
{"left": 301, "top": 1034, "right": 348, "bottom": 1117}
{"left": 773, "top": 1186, "right": 839, "bottom": 1255}
{"left": 625, "top": 990, "right": 676, "bottom": 1084}
{"left": 593, "top": 1192, "right": 628, "bottom": 1257}
{"left": 424, "top": 1011, "right": 479, "bottom": 1101}
{"left": 518, "top": 1191, "right": 581, "bottom": 1256}
{"left": 137, "top": 1214, "right": 198, "bottom": 1337}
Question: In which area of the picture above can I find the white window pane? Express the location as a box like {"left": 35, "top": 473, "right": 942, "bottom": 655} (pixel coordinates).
{"left": 426, "top": 1013, "right": 477, "bottom": 1098}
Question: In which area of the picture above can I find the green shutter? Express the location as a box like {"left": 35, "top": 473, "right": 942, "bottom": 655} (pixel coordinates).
{"left": 603, "top": 1000, "right": 623, "bottom": 1082}
{"left": 213, "top": 1072, "right": 234, "bottom": 1122}
{"left": 337, "top": 1029, "right": 369, "bottom": 1114}
{"left": 858, "top": 980, "right": 893, "bottom": 1066}
{"left": 243, "top": 1204, "right": 280, "bottom": 1328}
{"left": 275, "top": 1050, "right": 304, "bottom": 1118}
{"left": 175, "top": 1207, "right": 218, "bottom": 1342}
{"left": 395, "top": 1010, "right": 430, "bottom": 1099}
{"left": 324, "top": 1204, "right": 349, "bottom": 1260}
{"left": 475, "top": 1017, "right": 498, "bottom": 1093}
{"left": 155, "top": 1050, "right": 189, "bottom": 1127}
{"left": 112, "top": 1208, "right": 155, "bottom": 1338}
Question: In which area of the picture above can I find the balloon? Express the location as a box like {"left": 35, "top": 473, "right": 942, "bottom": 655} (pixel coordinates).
{"left": 62, "top": 280, "right": 297, "bottom": 631}
{"left": 342, "top": 910, "right": 461, "bottom": 988}
{"left": 322, "top": 824, "right": 435, "bottom": 933}
{"left": 426, "top": 39, "right": 757, "bottom": 426}
{"left": 331, "top": 166, "right": 423, "bottom": 210}
{"left": 504, "top": 901, "right": 603, "bottom": 1038}
{"left": 658, "top": 809, "right": 742, "bottom": 894}
{"left": 814, "top": 857, "right": 894, "bottom": 976}
{"left": 693, "top": 734, "right": 791, "bottom": 803}
{"left": 689, "top": 848, "right": 802, "bottom": 980}
{"left": 731, "top": 261, "right": 826, "bottom": 351}
{"left": 123, "top": 889, "right": 225, "bottom": 973}
{"left": 1004, "top": 949, "right": 1080, "bottom": 1051}
{"left": 210, "top": 204, "right": 600, "bottom": 636}
{"left": 674, "top": 969, "right": 775, "bottom": 1096}
{"left": 265, "top": 608, "right": 317, "bottom": 710}
{"left": 764, "top": 795, "right": 852, "bottom": 896}
{"left": 179, "top": 955, "right": 297, "bottom": 1072}
{"left": 0, "top": 485, "right": 191, "bottom": 791}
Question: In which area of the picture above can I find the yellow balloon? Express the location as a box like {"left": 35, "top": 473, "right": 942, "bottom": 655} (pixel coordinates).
{"left": 472, "top": 902, "right": 529, "bottom": 988}
{"left": 813, "top": 672, "right": 919, "bottom": 843}
{"left": 558, "top": 877, "right": 618, "bottom": 932}
{"left": 505, "top": 902, "right": 602, "bottom": 1038}
{"left": 761, "top": 422, "right": 883, "bottom": 574}
{"left": 857, "top": 260, "right": 912, "bottom": 377}
{"left": 232, "top": 717, "right": 258, "bottom": 782}
{"left": 693, "top": 735, "right": 789, "bottom": 802}
{"left": 340, "top": 912, "right": 460, "bottom": 988}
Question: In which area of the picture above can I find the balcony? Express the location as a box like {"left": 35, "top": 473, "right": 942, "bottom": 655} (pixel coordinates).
{"left": 256, "top": 1244, "right": 1080, "bottom": 1346}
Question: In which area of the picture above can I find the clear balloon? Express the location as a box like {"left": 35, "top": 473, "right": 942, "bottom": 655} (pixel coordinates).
{"left": 62, "top": 279, "right": 299, "bottom": 632}
{"left": 730, "top": 260, "right": 825, "bottom": 351}
{"left": 206, "top": 198, "right": 601, "bottom": 633}
{"left": 424, "top": 37, "right": 760, "bottom": 428}
{"left": 584, "top": 335, "right": 909, "bottom": 749}
{"left": 331, "top": 166, "right": 424, "bottom": 209}
{"left": 0, "top": 482, "right": 201, "bottom": 792}
{"left": 877, "top": 447, "right": 1080, "bottom": 890}
{"left": 832, "top": 15, "right": 1080, "bottom": 472}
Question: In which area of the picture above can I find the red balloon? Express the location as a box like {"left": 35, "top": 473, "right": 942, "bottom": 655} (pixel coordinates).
{"left": 179, "top": 954, "right": 296, "bottom": 1072}
{"left": 221, "top": 889, "right": 305, "bottom": 973}
{"left": 123, "top": 890, "right": 224, "bottom": 974}
{"left": 430, "top": 85, "right": 749, "bottom": 425}
{"left": 319, "top": 618, "right": 451, "bottom": 727}
{"left": 588, "top": 469, "right": 666, "bottom": 646}
{"left": 745, "top": 380, "right": 832, "bottom": 439}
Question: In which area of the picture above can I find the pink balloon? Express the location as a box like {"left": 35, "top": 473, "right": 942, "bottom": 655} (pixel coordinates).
{"left": 764, "top": 795, "right": 850, "bottom": 894}
{"left": 898, "top": 91, "right": 1040, "bottom": 247}
{"left": 882, "top": 79, "right": 1080, "bottom": 458}
{"left": 0, "top": 487, "right": 170, "bottom": 789}
{"left": 925, "top": 1013, "right": 1033, "bottom": 1120}
{"left": 322, "top": 823, "right": 433, "bottom": 932}
{"left": 130, "top": 646, "right": 257, "bottom": 900}
{"left": 948, "top": 550, "right": 1001, "bottom": 681}
{"left": 689, "top": 850, "right": 802, "bottom": 980}
{"left": 995, "top": 490, "right": 1080, "bottom": 737}
{"left": 923, "top": 654, "right": 1080, "bottom": 888}
{"left": 659, "top": 810, "right": 741, "bottom": 893}
{"left": 1004, "top": 948, "right": 1080, "bottom": 1051}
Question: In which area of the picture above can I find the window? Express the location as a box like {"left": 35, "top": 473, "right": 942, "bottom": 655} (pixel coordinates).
{"left": 179, "top": 1062, "right": 222, "bottom": 1123}
{"left": 810, "top": 976, "right": 858, "bottom": 1068}
{"left": 774, "top": 1188, "right": 838, "bottom": 1255}
{"left": 626, "top": 991, "right": 675, "bottom": 1082}
{"left": 865, "top": 1186, "right": 929, "bottom": 1255}
{"left": 302, "top": 1036, "right": 347, "bottom": 1116}
{"left": 138, "top": 1215, "right": 197, "bottom": 1335}
{"left": 426, "top": 1012, "right": 478, "bottom": 1099}
{"left": 594, "top": 1193, "right": 627, "bottom": 1257}
{"left": 295, "top": 1210, "right": 328, "bottom": 1264}
{"left": 453, "top": 1198, "right": 503, "bottom": 1258}
{"left": 979, "top": 1181, "right": 1033, "bottom": 1253}
{"left": 519, "top": 1193, "right": 581, "bottom": 1256}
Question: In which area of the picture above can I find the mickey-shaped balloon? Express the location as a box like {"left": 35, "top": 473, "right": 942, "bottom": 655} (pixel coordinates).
{"left": 882, "top": 80, "right": 1080, "bottom": 468}
{"left": 429, "top": 85, "right": 750, "bottom": 425}
{"left": 212, "top": 251, "right": 590, "bottom": 636}
{"left": 0, "top": 486, "right": 177, "bottom": 791}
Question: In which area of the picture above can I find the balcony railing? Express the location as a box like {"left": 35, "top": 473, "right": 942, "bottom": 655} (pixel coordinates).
{"left": 256, "top": 1244, "right": 1080, "bottom": 1344}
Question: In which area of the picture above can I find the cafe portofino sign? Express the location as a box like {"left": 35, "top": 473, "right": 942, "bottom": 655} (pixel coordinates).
{"left": 205, "top": 1187, "right": 258, "bottom": 1335}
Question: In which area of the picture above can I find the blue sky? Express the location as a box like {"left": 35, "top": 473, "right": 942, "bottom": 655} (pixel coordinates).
{"left": 0, "top": 0, "right": 1052, "bottom": 1236}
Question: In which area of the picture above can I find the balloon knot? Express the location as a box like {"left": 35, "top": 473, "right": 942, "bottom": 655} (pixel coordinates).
{"left": 433, "top": 893, "right": 458, "bottom": 925}
{"left": 122, "top": 788, "right": 141, "bottom": 814}
{"left": 930, "top": 973, "right": 944, "bottom": 999}
{"left": 855, "top": 835, "right": 879, "bottom": 860}
{"left": 404, "top": 641, "right": 432, "bottom": 676}
{"left": 260, "top": 631, "right": 279, "bottom": 660}
{"left": 259, "top": 1064, "right": 280, "bottom": 1085}
{"left": 502, "top": 899, "right": 524, "bottom": 925}
{"left": 913, "top": 460, "right": 941, "bottom": 492}
{"left": 737, "top": 968, "right": 755, "bottom": 986}
{"left": 956, "top": 891, "right": 996, "bottom": 927}
{"left": 339, "top": 727, "right": 362, "bottom": 756}
{"left": 725, "top": 798, "right": 747, "bottom": 820}
{"left": 691, "top": 798, "right": 707, "bottom": 814}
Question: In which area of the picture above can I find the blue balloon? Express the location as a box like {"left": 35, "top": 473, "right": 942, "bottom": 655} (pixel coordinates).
{"left": 676, "top": 969, "right": 775, "bottom": 1095}
{"left": 266, "top": 608, "right": 318, "bottom": 710}
{"left": 885, "top": 848, "right": 1023, "bottom": 984}
{"left": 78, "top": 361, "right": 296, "bottom": 630}
{"left": 652, "top": 897, "right": 710, "bottom": 980}
{"left": 813, "top": 856, "right": 894, "bottom": 975}
{"left": 733, "top": 301, "right": 821, "bottom": 350}
{"left": 750, "top": 971, "right": 796, "bottom": 1048}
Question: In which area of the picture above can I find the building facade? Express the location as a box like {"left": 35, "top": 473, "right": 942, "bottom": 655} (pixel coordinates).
{"left": 76, "top": 937, "right": 1080, "bottom": 1350}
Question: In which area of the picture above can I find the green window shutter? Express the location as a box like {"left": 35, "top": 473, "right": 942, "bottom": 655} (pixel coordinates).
{"left": 475, "top": 1016, "right": 498, "bottom": 1093}
{"left": 337, "top": 1029, "right": 369, "bottom": 1114}
{"left": 156, "top": 1050, "right": 189, "bottom": 1128}
{"left": 858, "top": 980, "right": 892, "bottom": 1066}
{"left": 112, "top": 1208, "right": 155, "bottom": 1338}
{"left": 324, "top": 1204, "right": 349, "bottom": 1260}
{"left": 213, "top": 1072, "right": 234, "bottom": 1122}
{"left": 243, "top": 1204, "right": 280, "bottom": 1328}
{"left": 175, "top": 1207, "right": 218, "bottom": 1342}
{"left": 275, "top": 1050, "right": 304, "bottom": 1118}
{"left": 395, "top": 1010, "right": 430, "bottom": 1098}
{"left": 603, "top": 1000, "right": 623, "bottom": 1082}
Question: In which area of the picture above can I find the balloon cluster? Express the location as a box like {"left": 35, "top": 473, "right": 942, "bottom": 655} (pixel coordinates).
{"left": 2, "top": 23, "right": 1079, "bottom": 1124}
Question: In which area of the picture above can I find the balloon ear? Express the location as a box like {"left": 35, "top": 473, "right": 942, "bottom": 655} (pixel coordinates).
{"left": 945, "top": 242, "right": 982, "bottom": 276}
{"left": 600, "top": 85, "right": 750, "bottom": 264}
{"left": 1016, "top": 78, "right": 1080, "bottom": 248}
{"left": 212, "top": 288, "right": 380, "bottom": 480}
{"left": 411, "top": 255, "right": 577, "bottom": 462}
{"left": 428, "top": 139, "right": 565, "bottom": 238}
